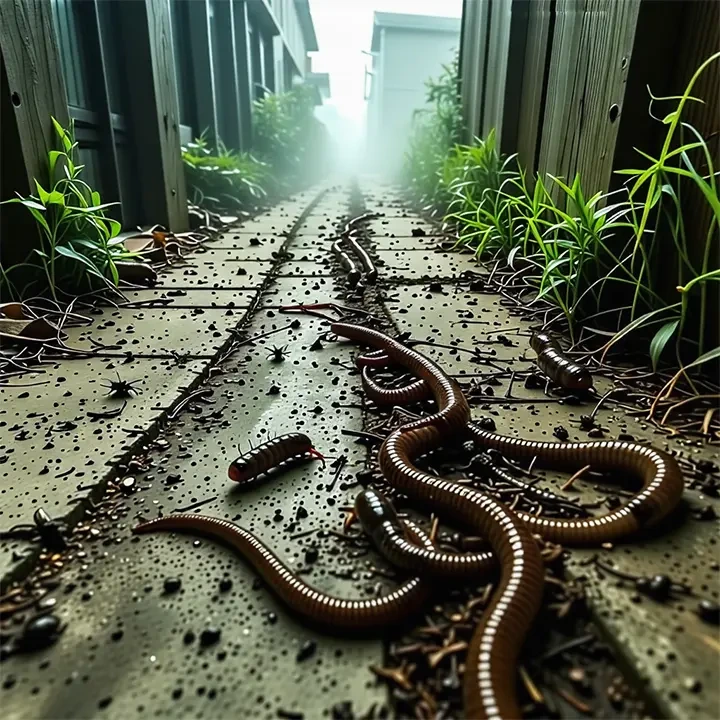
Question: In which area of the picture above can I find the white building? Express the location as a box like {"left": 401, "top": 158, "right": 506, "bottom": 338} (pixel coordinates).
{"left": 365, "top": 12, "right": 461, "bottom": 175}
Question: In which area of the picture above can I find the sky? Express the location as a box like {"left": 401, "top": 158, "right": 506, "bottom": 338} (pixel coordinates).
{"left": 308, "top": 0, "right": 463, "bottom": 120}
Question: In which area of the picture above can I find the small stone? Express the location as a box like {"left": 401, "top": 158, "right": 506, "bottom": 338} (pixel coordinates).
{"left": 20, "top": 614, "right": 62, "bottom": 651}
{"left": 684, "top": 678, "right": 702, "bottom": 693}
{"left": 296, "top": 640, "right": 316, "bottom": 662}
{"left": 183, "top": 630, "right": 195, "bottom": 645}
{"left": 267, "top": 385, "right": 281, "bottom": 396}
{"left": 200, "top": 627, "right": 221, "bottom": 646}
{"left": 647, "top": 574, "right": 672, "bottom": 600}
{"left": 111, "top": 630, "right": 124, "bottom": 642}
{"left": 219, "top": 578, "right": 232, "bottom": 593}
{"left": 163, "top": 577, "right": 182, "bottom": 594}
{"left": 296, "top": 506, "right": 308, "bottom": 520}
{"left": 697, "top": 599, "right": 720, "bottom": 625}
{"left": 696, "top": 505, "right": 717, "bottom": 521}
{"left": 553, "top": 425, "right": 569, "bottom": 441}
{"left": 266, "top": 612, "right": 278, "bottom": 625}
{"left": 477, "top": 416, "right": 496, "bottom": 431}
{"left": 304, "top": 547, "right": 319, "bottom": 564}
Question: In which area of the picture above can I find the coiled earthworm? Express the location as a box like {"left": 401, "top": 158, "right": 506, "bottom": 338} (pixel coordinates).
{"left": 343, "top": 212, "right": 377, "bottom": 234}
{"left": 332, "top": 321, "right": 544, "bottom": 720}
{"left": 344, "top": 232, "right": 377, "bottom": 284}
{"left": 133, "top": 514, "right": 435, "bottom": 632}
{"left": 355, "top": 488, "right": 495, "bottom": 579}
{"left": 228, "top": 433, "right": 324, "bottom": 483}
{"left": 331, "top": 240, "right": 361, "bottom": 287}
{"left": 360, "top": 366, "right": 430, "bottom": 406}
{"left": 466, "top": 423, "right": 684, "bottom": 544}
{"left": 530, "top": 332, "right": 593, "bottom": 390}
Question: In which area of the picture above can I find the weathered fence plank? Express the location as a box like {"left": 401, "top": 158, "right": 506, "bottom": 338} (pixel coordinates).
{"left": 538, "top": 0, "right": 640, "bottom": 197}
{"left": 120, "top": 0, "right": 187, "bottom": 231}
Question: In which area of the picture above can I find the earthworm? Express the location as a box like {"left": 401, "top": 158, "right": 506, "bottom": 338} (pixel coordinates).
{"left": 332, "top": 321, "right": 544, "bottom": 720}
{"left": 530, "top": 332, "right": 593, "bottom": 390}
{"left": 133, "top": 514, "right": 435, "bottom": 632}
{"left": 466, "top": 423, "right": 684, "bottom": 544}
{"left": 228, "top": 433, "right": 324, "bottom": 483}
{"left": 356, "top": 349, "right": 391, "bottom": 368}
{"left": 360, "top": 366, "right": 430, "bottom": 406}
{"left": 344, "top": 231, "right": 377, "bottom": 284}
{"left": 355, "top": 488, "right": 495, "bottom": 578}
{"left": 331, "top": 240, "right": 361, "bottom": 287}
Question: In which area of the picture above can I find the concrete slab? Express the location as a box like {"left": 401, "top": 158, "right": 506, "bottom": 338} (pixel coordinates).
{"left": 0, "top": 314, "right": 386, "bottom": 720}
{"left": 295, "top": 215, "right": 342, "bottom": 236}
{"left": 261, "top": 276, "right": 352, "bottom": 308}
{"left": 154, "top": 260, "right": 272, "bottom": 289}
{"left": 201, "top": 235, "right": 287, "bottom": 257}
{"left": 0, "top": 357, "right": 204, "bottom": 575}
{"left": 120, "top": 289, "right": 257, "bottom": 309}
{"left": 372, "top": 234, "right": 456, "bottom": 251}
{"left": 369, "top": 217, "right": 438, "bottom": 237}
{"left": 63, "top": 308, "right": 243, "bottom": 357}
{"left": 376, "top": 248, "right": 480, "bottom": 281}
{"left": 277, "top": 261, "right": 332, "bottom": 277}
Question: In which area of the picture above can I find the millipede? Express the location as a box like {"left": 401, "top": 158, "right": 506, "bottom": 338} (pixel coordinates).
{"left": 530, "top": 332, "right": 593, "bottom": 390}
{"left": 331, "top": 239, "right": 361, "bottom": 287}
{"left": 228, "top": 433, "right": 324, "bottom": 484}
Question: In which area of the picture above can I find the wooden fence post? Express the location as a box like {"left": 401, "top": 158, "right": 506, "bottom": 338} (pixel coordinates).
{"left": 233, "top": 0, "right": 254, "bottom": 150}
{"left": 537, "top": 0, "right": 642, "bottom": 199}
{"left": 119, "top": 0, "right": 188, "bottom": 231}
{"left": 0, "top": 0, "right": 70, "bottom": 190}
{"left": 0, "top": 0, "right": 70, "bottom": 272}
{"left": 187, "top": 0, "right": 218, "bottom": 145}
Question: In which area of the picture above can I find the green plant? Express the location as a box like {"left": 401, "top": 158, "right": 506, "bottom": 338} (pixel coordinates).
{"left": 182, "top": 131, "right": 271, "bottom": 212}
{"left": 403, "top": 54, "right": 463, "bottom": 206}
{"left": 603, "top": 50, "right": 720, "bottom": 374}
{"left": 252, "top": 85, "right": 322, "bottom": 189}
{"left": 0, "top": 118, "right": 134, "bottom": 301}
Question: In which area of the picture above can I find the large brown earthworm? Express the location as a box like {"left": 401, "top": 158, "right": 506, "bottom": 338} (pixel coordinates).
{"left": 333, "top": 322, "right": 685, "bottom": 718}
{"left": 332, "top": 321, "right": 544, "bottom": 720}
{"left": 133, "top": 514, "right": 436, "bottom": 632}
{"left": 355, "top": 488, "right": 495, "bottom": 579}
{"left": 530, "top": 332, "right": 593, "bottom": 390}
{"left": 228, "top": 433, "right": 324, "bottom": 484}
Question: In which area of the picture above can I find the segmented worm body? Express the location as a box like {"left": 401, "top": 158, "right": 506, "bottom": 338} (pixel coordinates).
{"left": 355, "top": 488, "right": 495, "bottom": 579}
{"left": 360, "top": 366, "right": 430, "bottom": 405}
{"left": 331, "top": 240, "right": 361, "bottom": 287}
{"left": 228, "top": 433, "right": 323, "bottom": 483}
{"left": 466, "top": 423, "right": 684, "bottom": 544}
{"left": 334, "top": 322, "right": 685, "bottom": 718}
{"left": 355, "top": 349, "right": 391, "bottom": 368}
{"left": 530, "top": 332, "right": 593, "bottom": 390}
{"left": 344, "top": 232, "right": 377, "bottom": 284}
{"left": 133, "top": 514, "right": 435, "bottom": 632}
{"left": 332, "top": 321, "right": 544, "bottom": 720}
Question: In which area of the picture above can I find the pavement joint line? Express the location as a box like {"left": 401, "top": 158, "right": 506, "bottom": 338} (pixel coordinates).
{"left": 0, "top": 186, "right": 328, "bottom": 588}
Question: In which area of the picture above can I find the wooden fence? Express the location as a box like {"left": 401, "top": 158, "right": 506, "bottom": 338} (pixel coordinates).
{"left": 460, "top": 0, "right": 719, "bottom": 199}
{"left": 0, "top": 0, "right": 315, "bottom": 266}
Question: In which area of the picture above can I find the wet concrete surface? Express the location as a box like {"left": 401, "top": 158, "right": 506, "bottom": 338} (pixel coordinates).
{"left": 1, "top": 179, "right": 719, "bottom": 719}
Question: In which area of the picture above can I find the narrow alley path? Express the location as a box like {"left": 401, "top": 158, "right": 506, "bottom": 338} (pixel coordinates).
{"left": 1, "top": 181, "right": 718, "bottom": 719}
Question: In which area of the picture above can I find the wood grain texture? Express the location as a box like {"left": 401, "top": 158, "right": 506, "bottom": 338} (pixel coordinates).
{"left": 515, "top": 0, "right": 552, "bottom": 174}
{"left": 538, "top": 0, "right": 641, "bottom": 200}
{"left": 187, "top": 0, "right": 218, "bottom": 143}
{"left": 120, "top": 0, "right": 187, "bottom": 231}
{"left": 0, "top": 0, "right": 70, "bottom": 187}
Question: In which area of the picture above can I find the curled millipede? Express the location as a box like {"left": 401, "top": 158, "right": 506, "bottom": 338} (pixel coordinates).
{"left": 355, "top": 488, "right": 495, "bottom": 579}
{"left": 331, "top": 239, "right": 361, "bottom": 287}
{"left": 228, "top": 433, "right": 324, "bottom": 483}
{"left": 530, "top": 332, "right": 593, "bottom": 390}
{"left": 133, "top": 514, "right": 435, "bottom": 632}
